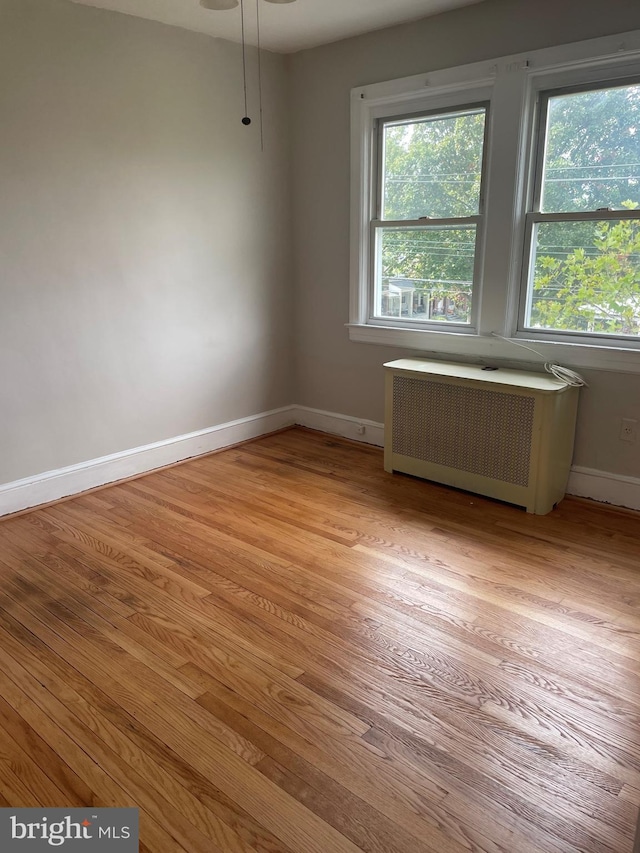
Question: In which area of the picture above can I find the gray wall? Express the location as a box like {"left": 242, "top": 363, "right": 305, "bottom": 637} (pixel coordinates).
{"left": 2, "top": 0, "right": 639, "bottom": 491}
{"left": 0, "top": 0, "right": 292, "bottom": 484}
{"left": 290, "top": 0, "right": 640, "bottom": 478}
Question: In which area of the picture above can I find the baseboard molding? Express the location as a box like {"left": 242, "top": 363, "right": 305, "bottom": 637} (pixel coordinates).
{"left": 0, "top": 406, "right": 296, "bottom": 517}
{"left": 295, "top": 409, "right": 640, "bottom": 512}
{"left": 567, "top": 466, "right": 640, "bottom": 512}
{"left": 2, "top": 404, "right": 638, "bottom": 517}
{"left": 294, "top": 406, "right": 385, "bottom": 447}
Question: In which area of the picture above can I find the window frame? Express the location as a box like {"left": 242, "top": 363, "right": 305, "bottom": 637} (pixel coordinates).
{"left": 369, "top": 102, "right": 490, "bottom": 331}
{"left": 349, "top": 28, "right": 640, "bottom": 374}
{"left": 518, "top": 77, "right": 640, "bottom": 343}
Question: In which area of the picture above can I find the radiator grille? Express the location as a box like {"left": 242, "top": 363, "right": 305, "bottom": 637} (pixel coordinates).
{"left": 392, "top": 376, "right": 535, "bottom": 486}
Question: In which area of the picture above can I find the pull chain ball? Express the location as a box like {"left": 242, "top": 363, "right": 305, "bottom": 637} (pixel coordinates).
{"left": 199, "top": 0, "right": 299, "bottom": 138}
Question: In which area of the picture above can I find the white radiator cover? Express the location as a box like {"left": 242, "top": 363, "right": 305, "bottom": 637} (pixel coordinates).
{"left": 384, "top": 359, "right": 580, "bottom": 515}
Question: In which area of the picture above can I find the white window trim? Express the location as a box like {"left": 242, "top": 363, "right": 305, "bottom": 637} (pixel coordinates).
{"left": 349, "top": 28, "right": 640, "bottom": 374}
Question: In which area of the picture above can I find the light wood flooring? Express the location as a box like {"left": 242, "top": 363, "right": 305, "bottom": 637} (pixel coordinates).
{"left": 0, "top": 427, "right": 639, "bottom": 853}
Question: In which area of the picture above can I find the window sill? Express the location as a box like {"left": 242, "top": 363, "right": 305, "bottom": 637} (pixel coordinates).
{"left": 346, "top": 324, "right": 640, "bottom": 375}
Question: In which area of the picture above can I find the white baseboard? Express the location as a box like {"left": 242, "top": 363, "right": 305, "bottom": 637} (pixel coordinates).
{"left": 567, "top": 466, "right": 640, "bottom": 512}
{"left": 294, "top": 408, "right": 640, "bottom": 512}
{"left": 1, "top": 404, "right": 638, "bottom": 517}
{"left": 0, "top": 406, "right": 296, "bottom": 517}
{"left": 294, "top": 406, "right": 384, "bottom": 447}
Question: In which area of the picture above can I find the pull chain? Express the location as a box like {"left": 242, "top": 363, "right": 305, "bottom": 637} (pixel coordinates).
{"left": 256, "top": 0, "right": 264, "bottom": 149}
{"left": 240, "top": 0, "right": 251, "bottom": 125}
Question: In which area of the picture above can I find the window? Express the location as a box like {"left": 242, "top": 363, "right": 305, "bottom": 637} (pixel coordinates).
{"left": 373, "top": 106, "right": 488, "bottom": 327}
{"left": 522, "top": 81, "right": 640, "bottom": 339}
{"left": 349, "top": 28, "right": 640, "bottom": 372}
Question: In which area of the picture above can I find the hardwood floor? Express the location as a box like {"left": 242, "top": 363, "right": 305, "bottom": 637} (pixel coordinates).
{"left": 0, "top": 426, "right": 639, "bottom": 852}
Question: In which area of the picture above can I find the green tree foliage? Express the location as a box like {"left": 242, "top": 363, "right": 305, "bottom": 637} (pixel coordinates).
{"left": 541, "top": 85, "right": 640, "bottom": 212}
{"left": 531, "top": 213, "right": 640, "bottom": 335}
{"left": 382, "top": 109, "right": 485, "bottom": 220}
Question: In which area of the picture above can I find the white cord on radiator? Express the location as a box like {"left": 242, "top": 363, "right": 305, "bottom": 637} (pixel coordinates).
{"left": 490, "top": 333, "right": 588, "bottom": 387}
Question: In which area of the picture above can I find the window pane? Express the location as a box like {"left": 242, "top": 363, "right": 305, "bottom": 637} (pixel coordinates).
{"left": 540, "top": 84, "right": 640, "bottom": 213}
{"left": 527, "top": 219, "right": 640, "bottom": 336}
{"left": 381, "top": 108, "right": 486, "bottom": 221}
{"left": 375, "top": 226, "right": 475, "bottom": 324}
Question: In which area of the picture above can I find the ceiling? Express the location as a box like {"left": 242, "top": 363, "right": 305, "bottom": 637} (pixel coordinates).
{"left": 68, "top": 0, "right": 485, "bottom": 54}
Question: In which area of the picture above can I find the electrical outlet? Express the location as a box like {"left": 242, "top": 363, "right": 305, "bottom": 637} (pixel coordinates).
{"left": 620, "top": 418, "right": 638, "bottom": 442}
{"left": 356, "top": 424, "right": 366, "bottom": 436}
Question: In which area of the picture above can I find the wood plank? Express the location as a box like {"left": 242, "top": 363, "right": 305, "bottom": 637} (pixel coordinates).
{"left": 0, "top": 607, "right": 289, "bottom": 852}
{"left": 193, "top": 675, "right": 473, "bottom": 853}
{"left": 0, "top": 694, "right": 93, "bottom": 807}
{"left": 0, "top": 640, "right": 192, "bottom": 851}
{"left": 0, "top": 572, "right": 265, "bottom": 768}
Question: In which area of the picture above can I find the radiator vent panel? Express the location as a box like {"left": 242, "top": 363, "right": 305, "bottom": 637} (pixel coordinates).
{"left": 392, "top": 376, "right": 535, "bottom": 487}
